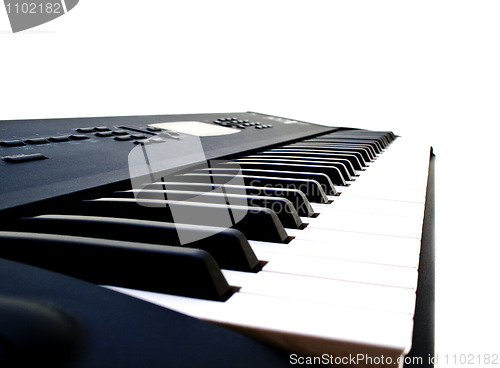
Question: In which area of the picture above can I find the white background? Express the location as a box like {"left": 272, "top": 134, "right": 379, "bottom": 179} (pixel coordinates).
{"left": 1, "top": 1, "right": 499, "bottom": 366}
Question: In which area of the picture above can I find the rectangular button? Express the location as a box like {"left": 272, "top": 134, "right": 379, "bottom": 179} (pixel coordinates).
{"left": 49, "top": 136, "right": 71, "bottom": 142}
{"left": 76, "top": 128, "right": 95, "bottom": 133}
{"left": 95, "top": 132, "right": 114, "bottom": 137}
{"left": 112, "top": 130, "right": 129, "bottom": 136}
{"left": 0, "top": 140, "right": 25, "bottom": 147}
{"left": 25, "top": 138, "right": 49, "bottom": 145}
{"left": 69, "top": 135, "right": 91, "bottom": 140}
{"left": 2, "top": 153, "right": 48, "bottom": 163}
{"left": 114, "top": 136, "right": 133, "bottom": 141}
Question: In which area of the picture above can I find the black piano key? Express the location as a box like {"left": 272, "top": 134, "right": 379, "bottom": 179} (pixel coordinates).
{"left": 196, "top": 166, "right": 337, "bottom": 196}
{"left": 265, "top": 149, "right": 366, "bottom": 170}
{"left": 299, "top": 141, "right": 380, "bottom": 158}
{"left": 317, "top": 130, "right": 393, "bottom": 141}
{"left": 141, "top": 183, "right": 316, "bottom": 217}
{"left": 239, "top": 187, "right": 316, "bottom": 217}
{"left": 118, "top": 190, "right": 304, "bottom": 229}
{"left": 290, "top": 142, "right": 377, "bottom": 162}
{"left": 233, "top": 159, "right": 348, "bottom": 186}
{"left": 15, "top": 215, "right": 261, "bottom": 272}
{"left": 302, "top": 136, "right": 383, "bottom": 151}
{"left": 286, "top": 142, "right": 376, "bottom": 163}
{"left": 178, "top": 173, "right": 330, "bottom": 203}
{"left": 61, "top": 198, "right": 291, "bottom": 244}
{"left": 241, "top": 196, "right": 304, "bottom": 229}
{"left": 333, "top": 134, "right": 390, "bottom": 148}
{"left": 337, "top": 137, "right": 385, "bottom": 151}
{"left": 236, "top": 157, "right": 351, "bottom": 182}
{"left": 328, "top": 131, "right": 395, "bottom": 146}
{"left": 0, "top": 231, "right": 232, "bottom": 301}
{"left": 282, "top": 145, "right": 372, "bottom": 167}
{"left": 305, "top": 139, "right": 383, "bottom": 154}
{"left": 245, "top": 154, "right": 357, "bottom": 177}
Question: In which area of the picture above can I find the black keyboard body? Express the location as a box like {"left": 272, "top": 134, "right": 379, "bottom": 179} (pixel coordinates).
{"left": 0, "top": 112, "right": 434, "bottom": 367}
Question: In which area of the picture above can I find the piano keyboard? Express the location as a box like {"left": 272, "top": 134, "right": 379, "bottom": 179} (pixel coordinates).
{"left": 0, "top": 112, "right": 434, "bottom": 367}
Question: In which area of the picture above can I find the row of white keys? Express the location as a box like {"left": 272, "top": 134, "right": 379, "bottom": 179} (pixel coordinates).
{"left": 289, "top": 138, "right": 428, "bottom": 270}
{"left": 269, "top": 139, "right": 431, "bottom": 275}
{"left": 108, "top": 136, "right": 431, "bottom": 362}
{"left": 240, "top": 139, "right": 427, "bottom": 296}
{"left": 334, "top": 138, "right": 431, "bottom": 199}
{"left": 287, "top": 138, "right": 431, "bottom": 269}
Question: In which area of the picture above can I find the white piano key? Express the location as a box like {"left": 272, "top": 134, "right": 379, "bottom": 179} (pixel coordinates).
{"left": 336, "top": 172, "right": 429, "bottom": 198}
{"left": 333, "top": 185, "right": 428, "bottom": 203}
{"left": 220, "top": 269, "right": 417, "bottom": 314}
{"left": 353, "top": 171, "right": 429, "bottom": 192}
{"left": 255, "top": 250, "right": 418, "bottom": 289}
{"left": 249, "top": 238, "right": 420, "bottom": 268}
{"left": 287, "top": 227, "right": 421, "bottom": 251}
{"left": 108, "top": 287, "right": 414, "bottom": 361}
{"left": 301, "top": 211, "right": 424, "bottom": 239}
{"left": 311, "top": 197, "right": 425, "bottom": 218}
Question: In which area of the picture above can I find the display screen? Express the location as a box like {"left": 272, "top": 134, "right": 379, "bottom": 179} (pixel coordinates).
{"left": 148, "top": 121, "right": 240, "bottom": 137}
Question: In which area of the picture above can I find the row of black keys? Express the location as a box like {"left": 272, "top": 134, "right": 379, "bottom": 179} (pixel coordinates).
{"left": 0, "top": 130, "right": 395, "bottom": 302}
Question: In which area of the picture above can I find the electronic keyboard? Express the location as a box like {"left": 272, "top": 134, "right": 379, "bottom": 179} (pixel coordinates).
{"left": 0, "top": 112, "right": 435, "bottom": 368}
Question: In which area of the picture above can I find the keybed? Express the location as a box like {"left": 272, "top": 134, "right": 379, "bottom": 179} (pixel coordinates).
{"left": 0, "top": 127, "right": 432, "bottom": 366}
